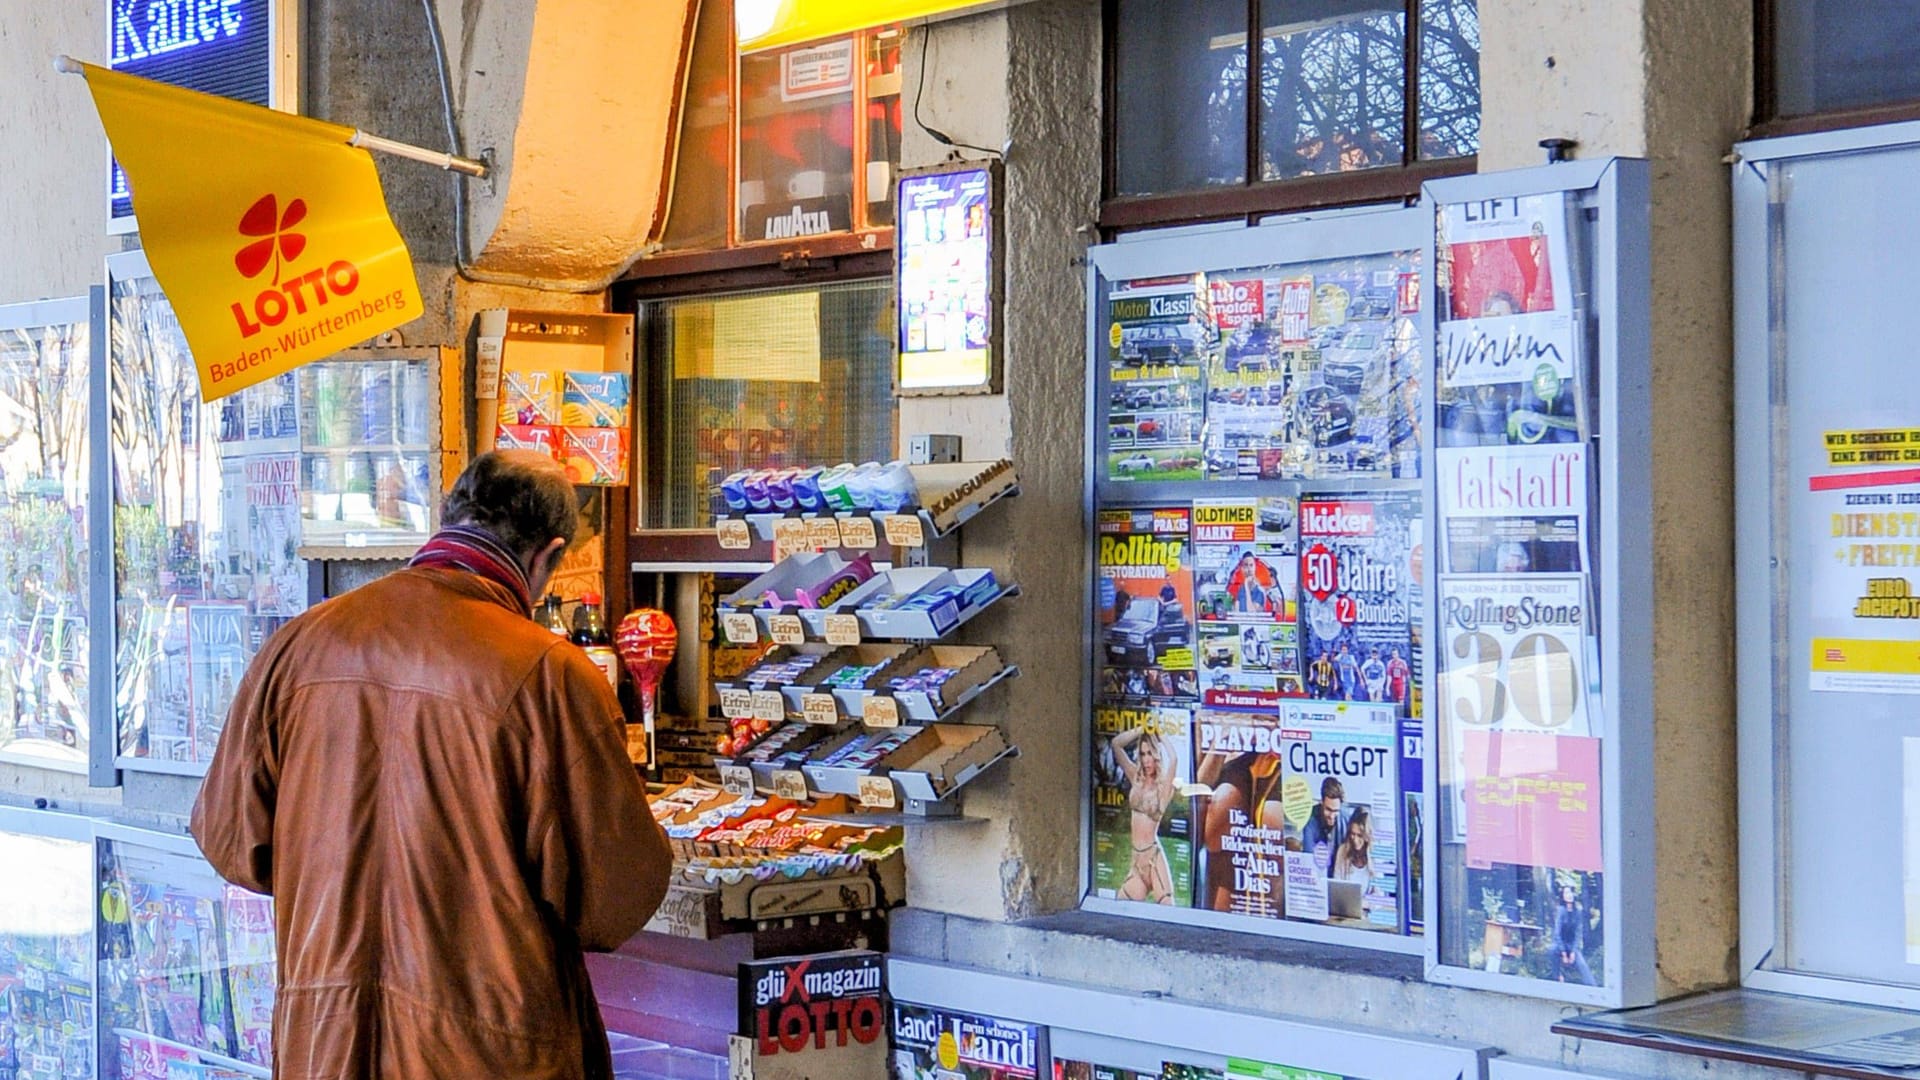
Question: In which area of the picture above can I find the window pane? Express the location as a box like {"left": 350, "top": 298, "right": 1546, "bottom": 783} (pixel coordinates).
{"left": 1112, "top": 0, "right": 1249, "bottom": 196}
{"left": 0, "top": 314, "right": 90, "bottom": 769}
{"left": 660, "top": 0, "right": 734, "bottom": 250}
{"left": 1418, "top": 0, "right": 1479, "bottom": 159}
{"left": 111, "top": 276, "right": 309, "bottom": 767}
{"left": 640, "top": 281, "right": 896, "bottom": 530}
{"left": 738, "top": 40, "right": 858, "bottom": 242}
{"left": 1775, "top": 0, "right": 1920, "bottom": 117}
{"left": 1259, "top": 1, "right": 1406, "bottom": 180}
{"left": 864, "top": 28, "right": 905, "bottom": 229}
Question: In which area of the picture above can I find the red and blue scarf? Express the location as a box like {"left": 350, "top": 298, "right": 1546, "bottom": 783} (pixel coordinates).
{"left": 407, "top": 525, "right": 533, "bottom": 613}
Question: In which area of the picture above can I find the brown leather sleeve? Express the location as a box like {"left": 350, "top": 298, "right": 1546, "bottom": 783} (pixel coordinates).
{"left": 529, "top": 647, "right": 673, "bottom": 952}
{"left": 190, "top": 627, "right": 286, "bottom": 896}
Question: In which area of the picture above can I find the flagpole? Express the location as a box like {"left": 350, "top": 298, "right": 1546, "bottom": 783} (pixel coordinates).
{"left": 54, "top": 54, "right": 489, "bottom": 178}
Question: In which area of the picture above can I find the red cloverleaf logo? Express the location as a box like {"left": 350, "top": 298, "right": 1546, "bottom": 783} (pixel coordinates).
{"left": 234, "top": 194, "right": 308, "bottom": 284}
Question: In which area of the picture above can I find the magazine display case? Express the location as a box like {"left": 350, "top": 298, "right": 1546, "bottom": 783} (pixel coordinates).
{"left": 101, "top": 252, "right": 455, "bottom": 778}
{"left": 1081, "top": 207, "right": 1431, "bottom": 954}
{"left": 94, "top": 824, "right": 274, "bottom": 1080}
{"left": 0, "top": 808, "right": 96, "bottom": 1080}
{"left": 1077, "top": 161, "right": 1656, "bottom": 1004}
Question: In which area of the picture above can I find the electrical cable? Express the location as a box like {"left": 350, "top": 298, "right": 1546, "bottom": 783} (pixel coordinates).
{"left": 913, "top": 25, "right": 1005, "bottom": 160}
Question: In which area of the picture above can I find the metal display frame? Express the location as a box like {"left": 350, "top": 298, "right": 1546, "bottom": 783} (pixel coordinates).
{"left": 0, "top": 293, "right": 100, "bottom": 778}
{"left": 1733, "top": 119, "right": 1920, "bottom": 1011}
{"left": 1420, "top": 159, "right": 1655, "bottom": 1008}
{"left": 891, "top": 957, "right": 1495, "bottom": 1080}
{"left": 0, "top": 804, "right": 102, "bottom": 1080}
{"left": 1078, "top": 203, "right": 1433, "bottom": 956}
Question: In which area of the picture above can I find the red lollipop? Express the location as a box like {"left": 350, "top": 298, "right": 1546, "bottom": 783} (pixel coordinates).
{"left": 615, "top": 609, "right": 678, "bottom": 739}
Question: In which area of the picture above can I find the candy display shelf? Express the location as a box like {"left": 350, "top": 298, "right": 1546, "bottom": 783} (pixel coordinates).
{"left": 703, "top": 461, "right": 1023, "bottom": 818}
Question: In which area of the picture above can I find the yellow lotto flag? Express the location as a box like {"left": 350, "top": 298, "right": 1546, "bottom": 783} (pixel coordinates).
{"left": 78, "top": 61, "right": 421, "bottom": 400}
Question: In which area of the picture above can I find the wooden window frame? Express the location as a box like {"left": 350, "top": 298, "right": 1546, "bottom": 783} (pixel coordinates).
{"left": 1100, "top": 0, "right": 1478, "bottom": 232}
{"left": 1749, "top": 0, "right": 1920, "bottom": 138}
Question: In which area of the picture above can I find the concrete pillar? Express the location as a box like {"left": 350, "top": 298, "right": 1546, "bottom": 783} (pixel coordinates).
{"left": 896, "top": 0, "right": 1102, "bottom": 919}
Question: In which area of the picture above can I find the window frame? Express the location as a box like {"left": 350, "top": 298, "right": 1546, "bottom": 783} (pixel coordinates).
{"left": 630, "top": 0, "right": 901, "bottom": 281}
{"left": 1099, "top": 0, "right": 1479, "bottom": 232}
{"left": 1750, "top": 0, "right": 1920, "bottom": 138}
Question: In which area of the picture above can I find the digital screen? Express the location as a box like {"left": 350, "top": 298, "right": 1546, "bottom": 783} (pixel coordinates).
{"left": 109, "top": 0, "right": 276, "bottom": 221}
{"left": 896, "top": 165, "right": 995, "bottom": 392}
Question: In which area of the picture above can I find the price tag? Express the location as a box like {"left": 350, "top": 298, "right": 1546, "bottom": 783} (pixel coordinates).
{"left": 839, "top": 515, "right": 878, "bottom": 549}
{"left": 858, "top": 775, "right": 898, "bottom": 809}
{"left": 716, "top": 518, "right": 752, "bottom": 549}
{"left": 718, "top": 688, "right": 753, "bottom": 719}
{"left": 768, "top": 614, "right": 807, "bottom": 645}
{"left": 883, "top": 514, "right": 926, "bottom": 548}
{"left": 718, "top": 765, "right": 754, "bottom": 796}
{"left": 863, "top": 695, "right": 901, "bottom": 728}
{"left": 772, "top": 517, "right": 810, "bottom": 558}
{"left": 751, "top": 690, "right": 786, "bottom": 722}
{"left": 801, "top": 693, "right": 840, "bottom": 725}
{"left": 772, "top": 769, "right": 810, "bottom": 801}
{"left": 806, "top": 517, "right": 842, "bottom": 550}
{"left": 824, "top": 613, "right": 863, "bottom": 646}
{"left": 721, "top": 612, "right": 759, "bottom": 645}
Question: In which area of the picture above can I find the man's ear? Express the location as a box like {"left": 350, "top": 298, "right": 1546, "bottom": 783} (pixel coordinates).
{"left": 535, "top": 536, "right": 568, "bottom": 575}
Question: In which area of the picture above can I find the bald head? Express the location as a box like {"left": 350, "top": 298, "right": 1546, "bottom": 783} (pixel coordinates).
{"left": 442, "top": 450, "right": 578, "bottom": 566}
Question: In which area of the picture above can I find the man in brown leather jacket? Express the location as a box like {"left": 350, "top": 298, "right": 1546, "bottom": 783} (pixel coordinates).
{"left": 193, "top": 450, "right": 672, "bottom": 1079}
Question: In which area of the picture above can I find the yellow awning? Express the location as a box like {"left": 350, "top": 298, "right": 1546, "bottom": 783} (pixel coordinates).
{"left": 736, "top": 0, "right": 1003, "bottom": 52}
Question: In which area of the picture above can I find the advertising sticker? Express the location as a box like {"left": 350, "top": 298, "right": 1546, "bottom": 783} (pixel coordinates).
{"left": 739, "top": 950, "right": 888, "bottom": 1057}
{"left": 1806, "top": 469, "right": 1920, "bottom": 693}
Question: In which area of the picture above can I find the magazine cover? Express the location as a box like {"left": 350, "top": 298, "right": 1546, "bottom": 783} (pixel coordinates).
{"left": 1056, "top": 1062, "right": 1151, "bottom": 1080}
{"left": 223, "top": 885, "right": 275, "bottom": 1067}
{"left": 1278, "top": 700, "right": 1400, "bottom": 932}
{"left": 1106, "top": 277, "right": 1208, "bottom": 482}
{"left": 1435, "top": 194, "right": 1582, "bottom": 451}
{"left": 1297, "top": 494, "right": 1417, "bottom": 709}
{"left": 1436, "top": 444, "right": 1587, "bottom": 574}
{"left": 1193, "top": 499, "right": 1302, "bottom": 711}
{"left": 1201, "top": 255, "right": 1422, "bottom": 483}
{"left": 891, "top": 1002, "right": 1046, "bottom": 1080}
{"left": 1092, "top": 706, "right": 1194, "bottom": 908}
{"left": 242, "top": 454, "right": 307, "bottom": 617}
{"left": 1161, "top": 1066, "right": 1226, "bottom": 1080}
{"left": 186, "top": 603, "right": 248, "bottom": 763}
{"left": 1401, "top": 714, "right": 1427, "bottom": 935}
{"left": 1193, "top": 710, "right": 1289, "bottom": 919}
{"left": 1097, "top": 508, "right": 1197, "bottom": 703}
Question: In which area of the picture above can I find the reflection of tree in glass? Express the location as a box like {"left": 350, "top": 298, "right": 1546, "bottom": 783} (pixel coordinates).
{"left": 1218, "top": 0, "right": 1479, "bottom": 178}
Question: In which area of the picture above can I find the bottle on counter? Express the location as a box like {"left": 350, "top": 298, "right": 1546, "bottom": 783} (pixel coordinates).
{"left": 572, "top": 592, "right": 620, "bottom": 689}
{"left": 537, "top": 594, "right": 570, "bottom": 637}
